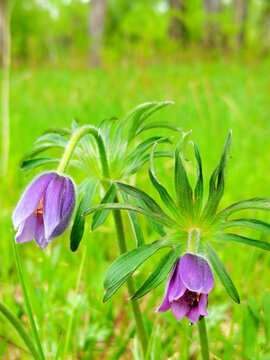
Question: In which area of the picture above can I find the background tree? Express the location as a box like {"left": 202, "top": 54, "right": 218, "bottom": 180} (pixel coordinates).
{"left": 235, "top": 0, "right": 248, "bottom": 47}
{"left": 168, "top": 0, "right": 188, "bottom": 43}
{"left": 89, "top": 0, "right": 108, "bottom": 66}
{"left": 203, "top": 0, "right": 222, "bottom": 47}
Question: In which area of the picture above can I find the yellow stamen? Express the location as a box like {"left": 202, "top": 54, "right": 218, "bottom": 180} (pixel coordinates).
{"left": 34, "top": 197, "right": 44, "bottom": 216}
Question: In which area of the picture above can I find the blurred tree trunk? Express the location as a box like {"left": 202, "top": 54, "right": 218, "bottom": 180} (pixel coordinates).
{"left": 203, "top": 0, "right": 221, "bottom": 47}
{"left": 89, "top": 0, "right": 107, "bottom": 66}
{"left": 235, "top": 0, "right": 248, "bottom": 47}
{"left": 169, "top": 0, "right": 188, "bottom": 43}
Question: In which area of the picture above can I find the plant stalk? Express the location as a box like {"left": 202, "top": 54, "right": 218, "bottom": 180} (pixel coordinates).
{"left": 0, "top": 301, "right": 40, "bottom": 360}
{"left": 112, "top": 197, "right": 148, "bottom": 357}
{"left": 12, "top": 239, "right": 45, "bottom": 360}
{"left": 57, "top": 125, "right": 110, "bottom": 177}
{"left": 198, "top": 317, "right": 210, "bottom": 360}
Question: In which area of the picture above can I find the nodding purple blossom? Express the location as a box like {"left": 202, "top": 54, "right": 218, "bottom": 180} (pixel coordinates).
{"left": 157, "top": 253, "right": 214, "bottom": 324}
{"left": 12, "top": 172, "right": 76, "bottom": 251}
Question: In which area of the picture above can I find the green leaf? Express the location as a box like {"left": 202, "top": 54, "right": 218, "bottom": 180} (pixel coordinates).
{"left": 42, "top": 127, "right": 71, "bottom": 136}
{"left": 174, "top": 132, "right": 193, "bottom": 217}
{"left": 35, "top": 133, "right": 69, "bottom": 146}
{"left": 149, "top": 144, "right": 179, "bottom": 219}
{"left": 91, "top": 183, "right": 117, "bottom": 230}
{"left": 126, "top": 101, "right": 173, "bottom": 142}
{"left": 20, "top": 157, "right": 59, "bottom": 171}
{"left": 84, "top": 202, "right": 175, "bottom": 229}
{"left": 103, "top": 273, "right": 132, "bottom": 302}
{"left": 124, "top": 150, "right": 174, "bottom": 177}
{"left": 103, "top": 237, "right": 177, "bottom": 300}
{"left": 70, "top": 179, "right": 99, "bottom": 252}
{"left": 216, "top": 197, "right": 270, "bottom": 220}
{"left": 134, "top": 198, "right": 167, "bottom": 237}
{"left": 220, "top": 218, "right": 270, "bottom": 234}
{"left": 132, "top": 245, "right": 183, "bottom": 300}
{"left": 115, "top": 181, "right": 168, "bottom": 218}
{"left": 135, "top": 121, "right": 182, "bottom": 136}
{"left": 215, "top": 233, "right": 270, "bottom": 251}
{"left": 124, "top": 136, "right": 171, "bottom": 167}
{"left": 205, "top": 242, "right": 240, "bottom": 303}
{"left": 202, "top": 131, "right": 232, "bottom": 220}
{"left": 19, "top": 143, "right": 63, "bottom": 166}
{"left": 120, "top": 190, "right": 145, "bottom": 247}
{"left": 193, "top": 143, "right": 203, "bottom": 217}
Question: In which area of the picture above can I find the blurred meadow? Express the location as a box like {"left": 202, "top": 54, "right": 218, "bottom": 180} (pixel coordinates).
{"left": 0, "top": 0, "right": 270, "bottom": 359}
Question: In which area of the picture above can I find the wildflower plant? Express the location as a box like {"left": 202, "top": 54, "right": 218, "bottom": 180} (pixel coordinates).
{"left": 7, "top": 102, "right": 183, "bottom": 358}
{"left": 85, "top": 130, "right": 270, "bottom": 359}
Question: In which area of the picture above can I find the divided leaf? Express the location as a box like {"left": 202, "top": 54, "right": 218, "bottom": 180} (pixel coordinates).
{"left": 174, "top": 132, "right": 193, "bottom": 217}
{"left": 120, "top": 190, "right": 145, "bottom": 247}
{"left": 205, "top": 242, "right": 240, "bottom": 303}
{"left": 91, "top": 183, "right": 117, "bottom": 230}
{"left": 132, "top": 244, "right": 183, "bottom": 300}
{"left": 70, "top": 178, "right": 99, "bottom": 252}
{"left": 103, "top": 237, "right": 177, "bottom": 301}
{"left": 215, "top": 233, "right": 270, "bottom": 251}
{"left": 149, "top": 144, "right": 179, "bottom": 219}
{"left": 202, "top": 131, "right": 232, "bottom": 220}
{"left": 220, "top": 218, "right": 270, "bottom": 234}
{"left": 193, "top": 143, "right": 203, "bottom": 217}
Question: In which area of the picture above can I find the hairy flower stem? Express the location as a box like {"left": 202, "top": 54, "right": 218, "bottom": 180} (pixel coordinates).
{"left": 112, "top": 197, "right": 148, "bottom": 357}
{"left": 57, "top": 125, "right": 110, "bottom": 177}
{"left": 198, "top": 317, "right": 210, "bottom": 360}
{"left": 58, "top": 126, "right": 148, "bottom": 355}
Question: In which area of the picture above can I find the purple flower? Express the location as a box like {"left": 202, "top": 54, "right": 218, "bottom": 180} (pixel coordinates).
{"left": 12, "top": 172, "right": 76, "bottom": 251}
{"left": 157, "top": 253, "right": 214, "bottom": 324}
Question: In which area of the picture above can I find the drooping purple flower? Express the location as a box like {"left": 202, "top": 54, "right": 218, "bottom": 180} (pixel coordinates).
{"left": 12, "top": 172, "right": 76, "bottom": 251}
{"left": 157, "top": 253, "right": 214, "bottom": 324}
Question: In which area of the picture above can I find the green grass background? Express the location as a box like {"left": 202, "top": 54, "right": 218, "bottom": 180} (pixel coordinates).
{"left": 1, "top": 60, "right": 270, "bottom": 359}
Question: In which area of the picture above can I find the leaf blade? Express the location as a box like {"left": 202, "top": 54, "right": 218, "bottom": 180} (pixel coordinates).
{"left": 205, "top": 242, "right": 240, "bottom": 303}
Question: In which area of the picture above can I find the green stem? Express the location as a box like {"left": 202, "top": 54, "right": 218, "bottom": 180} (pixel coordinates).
{"left": 0, "top": 301, "right": 40, "bottom": 360}
{"left": 62, "top": 246, "right": 86, "bottom": 359}
{"left": 57, "top": 125, "right": 110, "bottom": 177}
{"left": 112, "top": 196, "right": 148, "bottom": 357}
{"left": 12, "top": 240, "right": 45, "bottom": 360}
{"left": 198, "top": 317, "right": 210, "bottom": 360}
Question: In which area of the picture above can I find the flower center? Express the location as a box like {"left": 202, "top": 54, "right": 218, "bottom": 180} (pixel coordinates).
{"left": 33, "top": 197, "right": 44, "bottom": 223}
{"left": 184, "top": 291, "right": 200, "bottom": 307}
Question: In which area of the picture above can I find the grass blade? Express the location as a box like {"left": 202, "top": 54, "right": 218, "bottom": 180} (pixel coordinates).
{"left": 12, "top": 239, "right": 45, "bottom": 360}
{"left": 0, "top": 302, "right": 40, "bottom": 360}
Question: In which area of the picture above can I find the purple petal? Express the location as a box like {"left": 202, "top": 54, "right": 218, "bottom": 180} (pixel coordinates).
{"left": 156, "top": 261, "right": 179, "bottom": 312}
{"left": 179, "top": 253, "right": 214, "bottom": 294}
{"left": 43, "top": 175, "right": 66, "bottom": 239}
{"left": 34, "top": 221, "right": 46, "bottom": 247}
{"left": 198, "top": 294, "right": 208, "bottom": 316}
{"left": 12, "top": 172, "right": 56, "bottom": 229}
{"left": 156, "top": 293, "right": 170, "bottom": 312}
{"left": 15, "top": 215, "right": 37, "bottom": 244}
{"left": 50, "top": 176, "right": 76, "bottom": 239}
{"left": 167, "top": 260, "right": 186, "bottom": 302}
{"left": 185, "top": 305, "right": 201, "bottom": 324}
{"left": 171, "top": 300, "right": 190, "bottom": 322}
